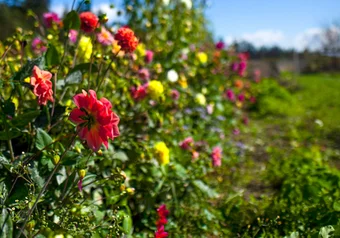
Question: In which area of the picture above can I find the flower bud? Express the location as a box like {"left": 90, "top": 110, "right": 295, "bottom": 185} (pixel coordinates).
{"left": 78, "top": 169, "right": 86, "bottom": 179}
{"left": 52, "top": 155, "right": 60, "bottom": 165}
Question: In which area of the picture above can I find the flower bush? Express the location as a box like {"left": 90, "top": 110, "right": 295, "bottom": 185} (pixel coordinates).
{"left": 0, "top": 1, "right": 309, "bottom": 237}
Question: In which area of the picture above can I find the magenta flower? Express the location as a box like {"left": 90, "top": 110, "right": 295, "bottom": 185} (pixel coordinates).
{"left": 249, "top": 96, "right": 256, "bottom": 104}
{"left": 215, "top": 41, "right": 225, "bottom": 50}
{"left": 211, "top": 146, "right": 222, "bottom": 167}
{"left": 145, "top": 50, "right": 154, "bottom": 64}
{"left": 68, "top": 30, "right": 78, "bottom": 43}
{"left": 237, "top": 93, "right": 245, "bottom": 102}
{"left": 225, "top": 89, "right": 235, "bottom": 102}
{"left": 43, "top": 12, "right": 60, "bottom": 28}
{"left": 31, "top": 37, "right": 47, "bottom": 54}
{"left": 231, "top": 62, "right": 239, "bottom": 72}
{"left": 97, "top": 27, "right": 114, "bottom": 46}
{"left": 238, "top": 61, "right": 247, "bottom": 77}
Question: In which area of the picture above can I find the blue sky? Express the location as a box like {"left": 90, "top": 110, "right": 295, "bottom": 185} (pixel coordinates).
{"left": 50, "top": 0, "right": 340, "bottom": 50}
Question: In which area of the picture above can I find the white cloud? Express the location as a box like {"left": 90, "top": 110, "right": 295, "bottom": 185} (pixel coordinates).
{"left": 293, "top": 28, "right": 323, "bottom": 51}
{"left": 241, "top": 30, "right": 285, "bottom": 48}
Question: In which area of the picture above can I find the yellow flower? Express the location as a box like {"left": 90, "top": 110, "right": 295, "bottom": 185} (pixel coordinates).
{"left": 178, "top": 74, "right": 188, "bottom": 89}
{"left": 196, "top": 52, "right": 208, "bottom": 64}
{"left": 195, "top": 93, "right": 206, "bottom": 106}
{"left": 154, "top": 142, "right": 170, "bottom": 165}
{"left": 78, "top": 36, "right": 93, "bottom": 61}
{"left": 136, "top": 43, "right": 146, "bottom": 57}
{"left": 148, "top": 80, "right": 164, "bottom": 99}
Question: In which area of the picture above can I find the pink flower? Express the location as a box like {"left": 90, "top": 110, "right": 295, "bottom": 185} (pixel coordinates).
{"left": 171, "top": 89, "right": 180, "bottom": 100}
{"left": 43, "top": 12, "right": 60, "bottom": 28}
{"left": 131, "top": 84, "right": 148, "bottom": 101}
{"left": 155, "top": 225, "right": 168, "bottom": 238}
{"left": 211, "top": 146, "right": 222, "bottom": 167}
{"left": 238, "top": 52, "right": 249, "bottom": 61}
{"left": 179, "top": 137, "right": 194, "bottom": 150}
{"left": 206, "top": 104, "right": 214, "bottom": 114}
{"left": 31, "top": 37, "right": 47, "bottom": 54}
{"left": 231, "top": 62, "right": 239, "bottom": 72}
{"left": 145, "top": 50, "right": 154, "bottom": 63}
{"left": 30, "top": 66, "right": 54, "bottom": 105}
{"left": 215, "top": 41, "right": 225, "bottom": 50}
{"left": 138, "top": 68, "right": 150, "bottom": 82}
{"left": 69, "top": 90, "right": 120, "bottom": 152}
{"left": 225, "top": 89, "right": 235, "bottom": 102}
{"left": 238, "top": 61, "right": 247, "bottom": 77}
{"left": 192, "top": 151, "right": 199, "bottom": 159}
{"left": 97, "top": 27, "right": 114, "bottom": 46}
{"left": 68, "top": 30, "right": 78, "bottom": 43}
{"left": 233, "top": 129, "right": 240, "bottom": 135}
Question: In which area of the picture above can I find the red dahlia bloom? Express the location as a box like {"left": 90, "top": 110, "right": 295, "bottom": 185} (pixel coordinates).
{"left": 30, "top": 66, "right": 54, "bottom": 105}
{"left": 157, "top": 204, "right": 169, "bottom": 219}
{"left": 179, "top": 137, "right": 194, "bottom": 150}
{"left": 79, "top": 12, "right": 99, "bottom": 33}
{"left": 114, "top": 27, "right": 138, "bottom": 53}
{"left": 69, "top": 90, "right": 120, "bottom": 152}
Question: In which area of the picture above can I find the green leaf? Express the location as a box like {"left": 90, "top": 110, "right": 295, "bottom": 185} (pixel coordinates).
{"left": 35, "top": 128, "right": 53, "bottom": 150}
{"left": 2, "top": 100, "right": 15, "bottom": 118}
{"left": 113, "top": 151, "right": 129, "bottom": 162}
{"left": 123, "top": 214, "right": 133, "bottom": 235}
{"left": 12, "top": 57, "right": 45, "bottom": 82}
{"left": 65, "top": 70, "right": 82, "bottom": 85}
{"left": 63, "top": 10, "right": 80, "bottom": 31}
{"left": 11, "top": 111, "right": 40, "bottom": 127}
{"left": 193, "top": 180, "right": 218, "bottom": 198}
{"left": 0, "top": 208, "right": 13, "bottom": 238}
{"left": 333, "top": 200, "right": 340, "bottom": 211}
{"left": 28, "top": 162, "right": 45, "bottom": 190}
{"left": 45, "top": 44, "right": 60, "bottom": 66}
{"left": 319, "top": 225, "right": 334, "bottom": 238}
{"left": 0, "top": 129, "right": 22, "bottom": 140}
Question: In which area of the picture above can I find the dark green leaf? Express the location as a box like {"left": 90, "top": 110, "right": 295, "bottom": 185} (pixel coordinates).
{"left": 45, "top": 44, "right": 60, "bottom": 66}
{"left": 61, "top": 151, "right": 80, "bottom": 166}
{"left": 28, "top": 162, "right": 45, "bottom": 190}
{"left": 63, "top": 11, "right": 80, "bottom": 31}
{"left": 0, "top": 129, "right": 22, "bottom": 140}
{"left": 2, "top": 100, "right": 15, "bottom": 118}
{"left": 11, "top": 111, "right": 40, "bottom": 127}
{"left": 0, "top": 208, "right": 13, "bottom": 238}
{"left": 69, "top": 63, "right": 99, "bottom": 74}
{"left": 35, "top": 128, "right": 53, "bottom": 150}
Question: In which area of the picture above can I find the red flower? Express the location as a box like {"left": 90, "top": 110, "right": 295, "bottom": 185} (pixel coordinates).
{"left": 155, "top": 225, "right": 168, "bottom": 238}
{"left": 79, "top": 12, "right": 99, "bottom": 33}
{"left": 30, "top": 66, "right": 54, "bottom": 105}
{"left": 69, "top": 90, "right": 120, "bottom": 152}
{"left": 114, "top": 27, "right": 138, "bottom": 53}
{"left": 131, "top": 84, "right": 148, "bottom": 101}
{"left": 157, "top": 204, "right": 169, "bottom": 218}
